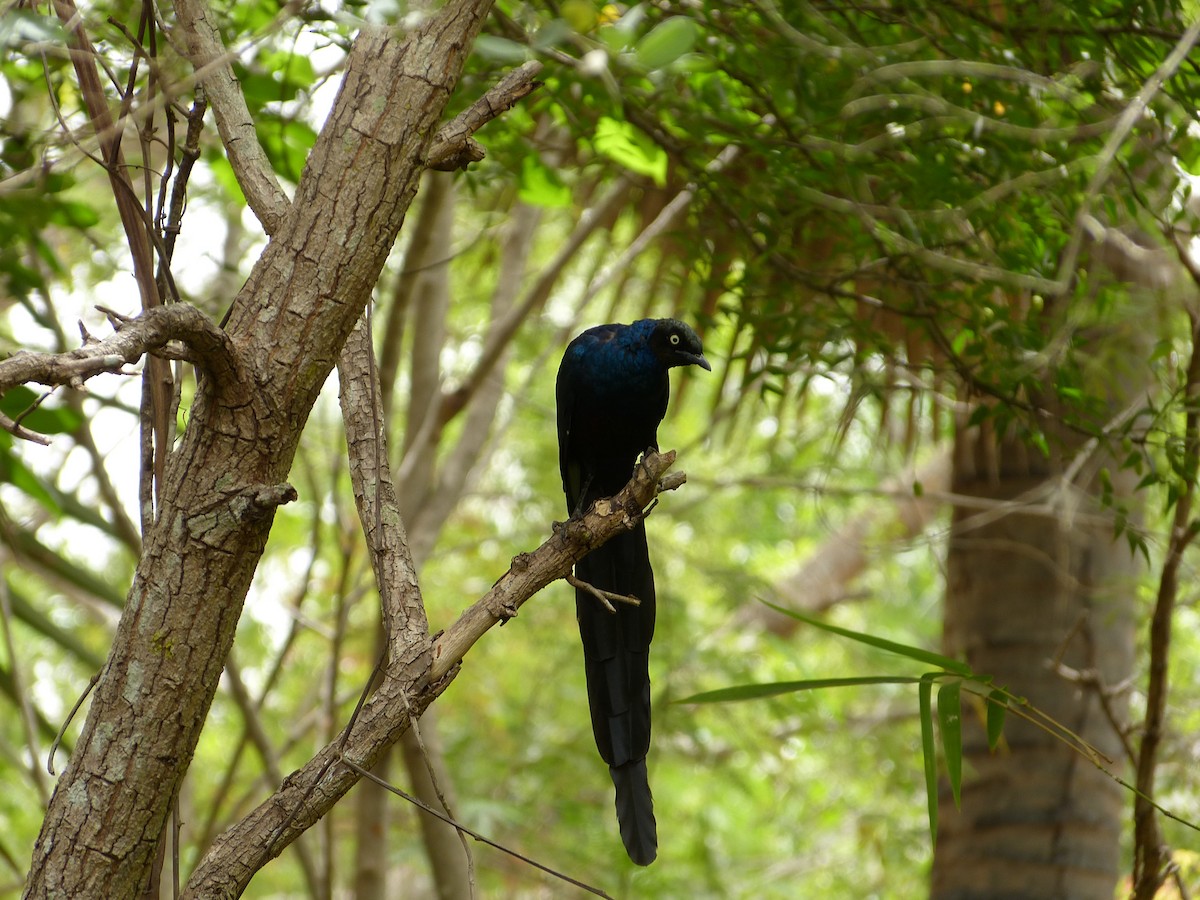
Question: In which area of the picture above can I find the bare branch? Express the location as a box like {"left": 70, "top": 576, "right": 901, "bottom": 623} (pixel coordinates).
{"left": 425, "top": 60, "right": 543, "bottom": 171}
{"left": 431, "top": 449, "right": 681, "bottom": 681}
{"left": 0, "top": 305, "right": 242, "bottom": 441}
{"left": 1131, "top": 310, "right": 1200, "bottom": 898}
{"left": 185, "top": 449, "right": 686, "bottom": 893}
{"left": 567, "top": 574, "right": 642, "bottom": 613}
{"left": 337, "top": 316, "right": 429, "bottom": 664}
{"left": 172, "top": 0, "right": 293, "bottom": 234}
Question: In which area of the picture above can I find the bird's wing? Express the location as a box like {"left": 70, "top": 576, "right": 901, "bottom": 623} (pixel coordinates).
{"left": 555, "top": 350, "right": 582, "bottom": 511}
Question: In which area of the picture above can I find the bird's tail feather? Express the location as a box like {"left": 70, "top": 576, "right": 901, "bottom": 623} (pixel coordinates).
{"left": 610, "top": 759, "right": 657, "bottom": 866}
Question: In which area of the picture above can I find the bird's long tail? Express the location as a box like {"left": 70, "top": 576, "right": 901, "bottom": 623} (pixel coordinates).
{"left": 610, "top": 759, "right": 657, "bottom": 865}
{"left": 575, "top": 522, "right": 658, "bottom": 865}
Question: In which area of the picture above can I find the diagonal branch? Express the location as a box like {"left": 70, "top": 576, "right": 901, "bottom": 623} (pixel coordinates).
{"left": 0, "top": 304, "right": 242, "bottom": 443}
{"left": 172, "top": 0, "right": 292, "bottom": 234}
{"left": 425, "top": 60, "right": 544, "bottom": 171}
{"left": 186, "top": 450, "right": 686, "bottom": 893}
{"left": 431, "top": 449, "right": 681, "bottom": 681}
{"left": 1053, "top": 16, "right": 1200, "bottom": 296}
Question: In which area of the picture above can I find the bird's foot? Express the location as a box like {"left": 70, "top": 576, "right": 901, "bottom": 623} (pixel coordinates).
{"left": 566, "top": 574, "right": 641, "bottom": 614}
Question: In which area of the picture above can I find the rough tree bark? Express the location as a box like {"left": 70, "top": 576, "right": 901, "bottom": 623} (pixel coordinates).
{"left": 22, "top": 3, "right": 495, "bottom": 895}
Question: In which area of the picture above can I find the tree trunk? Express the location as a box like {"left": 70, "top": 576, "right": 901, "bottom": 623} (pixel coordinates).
{"left": 23, "top": 4, "right": 493, "bottom": 895}
{"left": 932, "top": 421, "right": 1136, "bottom": 899}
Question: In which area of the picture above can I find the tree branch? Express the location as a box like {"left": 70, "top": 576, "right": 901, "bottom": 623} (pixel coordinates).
{"left": 431, "top": 448, "right": 681, "bottom": 681}
{"left": 1053, "top": 16, "right": 1200, "bottom": 297}
{"left": 0, "top": 305, "right": 242, "bottom": 443}
{"left": 172, "top": 0, "right": 292, "bottom": 234}
{"left": 1131, "top": 310, "right": 1200, "bottom": 898}
{"left": 25, "top": 2, "right": 497, "bottom": 895}
{"left": 187, "top": 449, "right": 686, "bottom": 892}
{"left": 337, "top": 315, "right": 429, "bottom": 665}
{"left": 425, "top": 60, "right": 543, "bottom": 171}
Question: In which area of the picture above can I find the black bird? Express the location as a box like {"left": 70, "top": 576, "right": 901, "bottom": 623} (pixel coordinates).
{"left": 556, "top": 318, "right": 710, "bottom": 865}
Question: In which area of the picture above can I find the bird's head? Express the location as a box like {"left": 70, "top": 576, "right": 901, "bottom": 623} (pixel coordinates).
{"left": 648, "top": 319, "right": 712, "bottom": 372}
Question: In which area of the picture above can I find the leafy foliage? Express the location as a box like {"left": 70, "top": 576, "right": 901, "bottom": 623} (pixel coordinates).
{"left": 2, "top": 0, "right": 1200, "bottom": 895}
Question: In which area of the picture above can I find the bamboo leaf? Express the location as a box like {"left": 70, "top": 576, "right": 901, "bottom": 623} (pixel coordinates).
{"left": 919, "top": 675, "right": 938, "bottom": 845}
{"left": 759, "top": 600, "right": 973, "bottom": 675}
{"left": 938, "top": 681, "right": 963, "bottom": 809}
{"left": 680, "top": 675, "right": 924, "bottom": 704}
{"left": 986, "top": 689, "right": 1007, "bottom": 750}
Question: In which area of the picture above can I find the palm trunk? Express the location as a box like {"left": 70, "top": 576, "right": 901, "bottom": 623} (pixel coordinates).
{"left": 932, "top": 421, "right": 1136, "bottom": 899}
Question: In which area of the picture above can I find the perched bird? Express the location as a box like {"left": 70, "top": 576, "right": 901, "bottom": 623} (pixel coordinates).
{"left": 555, "top": 318, "right": 710, "bottom": 866}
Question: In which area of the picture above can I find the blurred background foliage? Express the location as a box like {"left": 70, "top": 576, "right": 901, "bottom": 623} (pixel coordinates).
{"left": 2, "top": 0, "right": 1200, "bottom": 896}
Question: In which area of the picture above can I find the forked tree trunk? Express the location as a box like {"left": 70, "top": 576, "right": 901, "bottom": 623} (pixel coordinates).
{"left": 22, "top": 4, "right": 495, "bottom": 895}
{"left": 932, "top": 420, "right": 1136, "bottom": 899}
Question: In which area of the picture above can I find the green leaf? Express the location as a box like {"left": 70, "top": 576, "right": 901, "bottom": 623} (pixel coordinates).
{"left": 532, "top": 19, "right": 572, "bottom": 51}
{"left": 1028, "top": 428, "right": 1049, "bottom": 457}
{"left": 634, "top": 16, "right": 700, "bottom": 71}
{"left": 967, "top": 404, "right": 990, "bottom": 427}
{"left": 256, "top": 118, "right": 318, "bottom": 183}
{"left": 680, "top": 675, "right": 925, "bottom": 704}
{"left": 919, "top": 676, "right": 938, "bottom": 845}
{"left": 260, "top": 49, "right": 315, "bottom": 97}
{"left": 0, "top": 10, "right": 65, "bottom": 48}
{"left": 0, "top": 386, "right": 82, "bottom": 434}
{"left": 950, "top": 328, "right": 974, "bottom": 355}
{"left": 938, "top": 681, "right": 962, "bottom": 809}
{"left": 759, "top": 599, "right": 973, "bottom": 675}
{"left": 518, "top": 155, "right": 571, "bottom": 208}
{"left": 473, "top": 35, "right": 530, "bottom": 63}
{"left": 985, "top": 689, "right": 1007, "bottom": 750}
{"left": 48, "top": 200, "right": 101, "bottom": 229}
{"left": 0, "top": 449, "right": 60, "bottom": 515}
{"left": 207, "top": 152, "right": 246, "bottom": 204}
{"left": 592, "top": 117, "right": 668, "bottom": 186}
{"left": 561, "top": 0, "right": 598, "bottom": 33}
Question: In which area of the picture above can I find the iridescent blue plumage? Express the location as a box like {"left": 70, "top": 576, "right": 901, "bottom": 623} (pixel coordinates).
{"left": 556, "top": 318, "right": 710, "bottom": 866}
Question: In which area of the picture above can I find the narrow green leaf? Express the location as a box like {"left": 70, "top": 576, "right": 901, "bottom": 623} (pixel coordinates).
{"left": 1028, "top": 428, "right": 1050, "bottom": 457}
{"left": 49, "top": 200, "right": 101, "bottom": 229}
{"left": 680, "top": 675, "right": 924, "bottom": 705}
{"left": 967, "top": 404, "right": 991, "bottom": 427}
{"left": 919, "top": 676, "right": 938, "bottom": 845}
{"left": 950, "top": 328, "right": 974, "bottom": 355}
{"left": 938, "top": 682, "right": 962, "bottom": 809}
{"left": 986, "top": 689, "right": 1007, "bottom": 750}
{"left": 759, "top": 600, "right": 973, "bottom": 675}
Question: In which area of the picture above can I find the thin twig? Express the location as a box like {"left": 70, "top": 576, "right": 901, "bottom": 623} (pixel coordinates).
{"left": 48, "top": 673, "right": 99, "bottom": 775}
{"left": 339, "top": 758, "right": 614, "bottom": 899}
{"left": 566, "top": 574, "right": 642, "bottom": 613}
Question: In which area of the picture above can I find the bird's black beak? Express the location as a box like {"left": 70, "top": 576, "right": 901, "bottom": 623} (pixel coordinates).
{"left": 689, "top": 353, "right": 712, "bottom": 371}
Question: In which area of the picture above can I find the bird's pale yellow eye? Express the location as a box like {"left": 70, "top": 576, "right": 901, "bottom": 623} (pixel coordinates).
{"left": 669, "top": 334, "right": 680, "bottom": 345}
